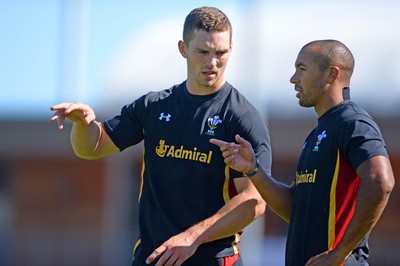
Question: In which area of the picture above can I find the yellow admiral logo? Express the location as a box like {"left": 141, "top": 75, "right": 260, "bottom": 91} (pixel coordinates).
{"left": 155, "top": 140, "right": 212, "bottom": 164}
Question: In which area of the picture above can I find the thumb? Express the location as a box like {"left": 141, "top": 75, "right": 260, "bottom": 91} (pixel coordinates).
{"left": 235, "top": 134, "right": 250, "bottom": 148}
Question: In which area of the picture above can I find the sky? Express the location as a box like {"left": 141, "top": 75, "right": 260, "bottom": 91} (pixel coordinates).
{"left": 1, "top": 0, "right": 399, "bottom": 119}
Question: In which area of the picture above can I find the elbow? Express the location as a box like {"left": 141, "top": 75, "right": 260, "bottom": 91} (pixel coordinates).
{"left": 373, "top": 172, "right": 395, "bottom": 205}
{"left": 254, "top": 197, "right": 267, "bottom": 219}
{"left": 382, "top": 174, "right": 395, "bottom": 197}
{"left": 380, "top": 163, "right": 395, "bottom": 197}
{"left": 241, "top": 196, "right": 267, "bottom": 221}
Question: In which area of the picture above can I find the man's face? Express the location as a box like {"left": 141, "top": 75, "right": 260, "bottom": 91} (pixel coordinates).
{"left": 179, "top": 29, "right": 232, "bottom": 94}
{"left": 290, "top": 49, "right": 325, "bottom": 108}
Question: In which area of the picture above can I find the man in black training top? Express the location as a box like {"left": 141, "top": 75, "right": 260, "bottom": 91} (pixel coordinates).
{"left": 211, "top": 39, "right": 394, "bottom": 266}
{"left": 50, "top": 6, "right": 271, "bottom": 266}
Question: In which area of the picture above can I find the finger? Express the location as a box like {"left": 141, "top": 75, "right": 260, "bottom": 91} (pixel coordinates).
{"left": 217, "top": 142, "right": 237, "bottom": 153}
{"left": 83, "top": 112, "right": 96, "bottom": 125}
{"left": 64, "top": 102, "right": 81, "bottom": 115}
{"left": 49, "top": 111, "right": 65, "bottom": 130}
{"left": 157, "top": 252, "right": 181, "bottom": 266}
{"left": 235, "top": 134, "right": 251, "bottom": 148}
{"left": 209, "top": 138, "right": 227, "bottom": 148}
{"left": 50, "top": 114, "right": 59, "bottom": 122}
{"left": 174, "top": 257, "right": 185, "bottom": 266}
{"left": 221, "top": 148, "right": 238, "bottom": 158}
{"left": 57, "top": 115, "right": 66, "bottom": 130}
{"left": 50, "top": 103, "right": 71, "bottom": 111}
{"left": 305, "top": 254, "right": 318, "bottom": 265}
{"left": 146, "top": 246, "right": 167, "bottom": 264}
{"left": 224, "top": 154, "right": 237, "bottom": 165}
{"left": 154, "top": 251, "right": 175, "bottom": 266}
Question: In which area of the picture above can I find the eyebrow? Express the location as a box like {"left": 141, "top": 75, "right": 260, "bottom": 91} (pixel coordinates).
{"left": 195, "top": 47, "right": 230, "bottom": 52}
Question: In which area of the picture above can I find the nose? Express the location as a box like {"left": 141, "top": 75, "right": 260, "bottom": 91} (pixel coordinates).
{"left": 206, "top": 55, "right": 218, "bottom": 67}
{"left": 290, "top": 72, "right": 298, "bottom": 84}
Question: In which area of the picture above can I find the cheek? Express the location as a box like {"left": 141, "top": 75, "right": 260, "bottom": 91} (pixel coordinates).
{"left": 190, "top": 55, "right": 206, "bottom": 67}
{"left": 187, "top": 57, "right": 200, "bottom": 69}
{"left": 220, "top": 55, "right": 230, "bottom": 64}
{"left": 216, "top": 58, "right": 229, "bottom": 69}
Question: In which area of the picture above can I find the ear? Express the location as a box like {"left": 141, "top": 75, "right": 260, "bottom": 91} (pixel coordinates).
{"left": 327, "top": 66, "right": 339, "bottom": 83}
{"left": 178, "top": 40, "right": 187, "bottom": 58}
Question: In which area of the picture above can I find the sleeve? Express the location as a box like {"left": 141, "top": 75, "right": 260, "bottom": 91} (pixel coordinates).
{"left": 339, "top": 117, "right": 389, "bottom": 170}
{"left": 232, "top": 108, "right": 272, "bottom": 177}
{"left": 102, "top": 96, "right": 146, "bottom": 151}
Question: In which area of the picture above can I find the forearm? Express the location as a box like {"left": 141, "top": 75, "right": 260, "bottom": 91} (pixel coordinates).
{"left": 250, "top": 167, "right": 294, "bottom": 222}
{"left": 187, "top": 190, "right": 265, "bottom": 247}
{"left": 70, "top": 120, "right": 103, "bottom": 159}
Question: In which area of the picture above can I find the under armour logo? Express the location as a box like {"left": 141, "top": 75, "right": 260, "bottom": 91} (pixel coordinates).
{"left": 159, "top": 112, "right": 171, "bottom": 121}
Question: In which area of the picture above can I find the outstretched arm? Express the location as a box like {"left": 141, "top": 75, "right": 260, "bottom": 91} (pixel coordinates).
{"left": 50, "top": 102, "right": 118, "bottom": 159}
{"left": 210, "top": 134, "right": 295, "bottom": 222}
{"left": 305, "top": 155, "right": 395, "bottom": 266}
{"left": 146, "top": 172, "right": 266, "bottom": 266}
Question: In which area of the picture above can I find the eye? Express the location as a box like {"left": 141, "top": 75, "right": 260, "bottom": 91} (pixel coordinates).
{"left": 296, "top": 65, "right": 306, "bottom": 72}
{"left": 216, "top": 50, "right": 228, "bottom": 57}
{"left": 296, "top": 64, "right": 307, "bottom": 71}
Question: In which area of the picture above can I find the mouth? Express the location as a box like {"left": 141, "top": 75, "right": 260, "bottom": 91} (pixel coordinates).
{"left": 294, "top": 86, "right": 302, "bottom": 98}
{"left": 202, "top": 70, "right": 217, "bottom": 79}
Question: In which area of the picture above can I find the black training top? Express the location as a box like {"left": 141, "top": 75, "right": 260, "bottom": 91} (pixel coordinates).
{"left": 286, "top": 100, "right": 388, "bottom": 266}
{"left": 103, "top": 81, "right": 272, "bottom": 266}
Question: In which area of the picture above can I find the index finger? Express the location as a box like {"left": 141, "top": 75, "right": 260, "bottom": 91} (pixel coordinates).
{"left": 50, "top": 103, "right": 75, "bottom": 112}
{"left": 209, "top": 138, "right": 228, "bottom": 147}
{"left": 146, "top": 245, "right": 167, "bottom": 264}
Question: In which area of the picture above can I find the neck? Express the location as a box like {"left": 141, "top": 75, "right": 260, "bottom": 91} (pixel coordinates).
{"left": 186, "top": 80, "right": 225, "bottom": 95}
{"left": 314, "top": 95, "right": 346, "bottom": 118}
{"left": 315, "top": 84, "right": 349, "bottom": 118}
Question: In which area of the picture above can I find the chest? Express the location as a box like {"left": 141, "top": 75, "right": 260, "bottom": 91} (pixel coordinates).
{"left": 296, "top": 126, "right": 340, "bottom": 188}
{"left": 143, "top": 96, "right": 233, "bottom": 147}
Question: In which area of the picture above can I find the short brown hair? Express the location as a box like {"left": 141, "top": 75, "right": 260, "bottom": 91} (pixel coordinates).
{"left": 182, "top": 6, "right": 232, "bottom": 44}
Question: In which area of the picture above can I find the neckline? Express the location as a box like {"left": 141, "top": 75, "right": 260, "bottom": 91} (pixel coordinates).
{"left": 182, "top": 81, "right": 228, "bottom": 107}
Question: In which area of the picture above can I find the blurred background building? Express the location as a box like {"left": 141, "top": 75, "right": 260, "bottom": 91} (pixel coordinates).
{"left": 0, "top": 0, "right": 399, "bottom": 265}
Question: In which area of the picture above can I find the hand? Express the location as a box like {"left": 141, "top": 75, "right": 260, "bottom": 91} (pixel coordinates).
{"left": 305, "top": 249, "right": 347, "bottom": 266}
{"left": 210, "top": 134, "right": 256, "bottom": 174}
{"left": 146, "top": 231, "right": 199, "bottom": 266}
{"left": 50, "top": 102, "right": 96, "bottom": 130}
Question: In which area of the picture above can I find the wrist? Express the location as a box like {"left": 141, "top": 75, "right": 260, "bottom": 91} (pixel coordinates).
{"left": 243, "top": 159, "right": 260, "bottom": 177}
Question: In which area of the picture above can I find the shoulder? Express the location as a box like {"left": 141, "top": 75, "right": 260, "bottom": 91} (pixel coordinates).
{"left": 142, "top": 84, "right": 181, "bottom": 103}
{"left": 335, "top": 102, "right": 388, "bottom": 167}
{"left": 223, "top": 82, "right": 260, "bottom": 114}
{"left": 339, "top": 101, "right": 373, "bottom": 121}
{"left": 337, "top": 101, "right": 381, "bottom": 131}
{"left": 225, "top": 83, "right": 251, "bottom": 103}
{"left": 126, "top": 83, "right": 183, "bottom": 111}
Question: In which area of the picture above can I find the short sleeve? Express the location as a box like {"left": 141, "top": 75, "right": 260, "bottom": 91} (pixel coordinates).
{"left": 339, "top": 118, "right": 388, "bottom": 170}
{"left": 102, "top": 99, "right": 145, "bottom": 151}
{"left": 232, "top": 108, "right": 272, "bottom": 177}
